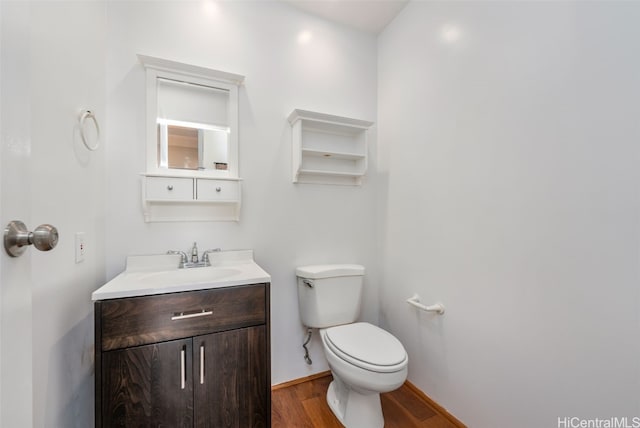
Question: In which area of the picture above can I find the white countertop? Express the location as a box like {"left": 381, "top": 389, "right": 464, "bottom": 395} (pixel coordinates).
{"left": 92, "top": 250, "right": 271, "bottom": 301}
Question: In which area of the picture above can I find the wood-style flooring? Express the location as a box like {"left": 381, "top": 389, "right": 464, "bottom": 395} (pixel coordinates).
{"left": 272, "top": 373, "right": 463, "bottom": 428}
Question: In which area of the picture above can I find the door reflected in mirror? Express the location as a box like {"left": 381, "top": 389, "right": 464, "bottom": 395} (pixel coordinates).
{"left": 157, "top": 120, "right": 229, "bottom": 171}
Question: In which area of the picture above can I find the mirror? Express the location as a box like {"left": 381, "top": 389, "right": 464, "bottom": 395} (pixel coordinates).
{"left": 157, "top": 120, "right": 230, "bottom": 171}
{"left": 139, "top": 55, "right": 243, "bottom": 179}
{"left": 156, "top": 78, "right": 231, "bottom": 173}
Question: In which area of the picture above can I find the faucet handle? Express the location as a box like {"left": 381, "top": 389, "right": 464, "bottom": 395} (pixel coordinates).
{"left": 201, "top": 248, "right": 221, "bottom": 263}
{"left": 167, "top": 250, "right": 188, "bottom": 266}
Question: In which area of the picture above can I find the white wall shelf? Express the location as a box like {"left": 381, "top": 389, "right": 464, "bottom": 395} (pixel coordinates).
{"left": 141, "top": 174, "right": 241, "bottom": 222}
{"left": 288, "top": 109, "right": 373, "bottom": 186}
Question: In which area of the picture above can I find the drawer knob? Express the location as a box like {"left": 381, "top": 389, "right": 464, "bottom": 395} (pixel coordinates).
{"left": 167, "top": 185, "right": 174, "bottom": 191}
{"left": 216, "top": 187, "right": 222, "bottom": 192}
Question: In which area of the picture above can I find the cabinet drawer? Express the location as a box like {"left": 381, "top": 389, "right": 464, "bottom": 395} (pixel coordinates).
{"left": 98, "top": 284, "right": 266, "bottom": 351}
{"left": 146, "top": 176, "right": 193, "bottom": 200}
{"left": 196, "top": 179, "right": 239, "bottom": 201}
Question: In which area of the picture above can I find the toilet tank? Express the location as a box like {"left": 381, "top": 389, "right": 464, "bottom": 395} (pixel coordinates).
{"left": 296, "top": 264, "right": 365, "bottom": 328}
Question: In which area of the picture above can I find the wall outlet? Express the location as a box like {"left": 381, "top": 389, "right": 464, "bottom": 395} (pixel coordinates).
{"left": 75, "top": 232, "right": 85, "bottom": 263}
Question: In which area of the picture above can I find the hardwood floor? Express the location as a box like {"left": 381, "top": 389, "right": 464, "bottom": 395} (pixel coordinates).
{"left": 272, "top": 373, "right": 463, "bottom": 428}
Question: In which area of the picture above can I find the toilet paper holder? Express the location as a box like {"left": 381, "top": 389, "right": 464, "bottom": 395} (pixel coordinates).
{"left": 406, "top": 294, "right": 445, "bottom": 315}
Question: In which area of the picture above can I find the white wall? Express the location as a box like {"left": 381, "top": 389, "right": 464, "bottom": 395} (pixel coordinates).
{"left": 105, "top": 1, "right": 379, "bottom": 385}
{"left": 378, "top": 2, "right": 640, "bottom": 427}
{"left": 1, "top": 2, "right": 106, "bottom": 427}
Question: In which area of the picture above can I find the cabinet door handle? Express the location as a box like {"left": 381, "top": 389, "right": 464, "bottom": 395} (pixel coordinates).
{"left": 200, "top": 344, "right": 205, "bottom": 385}
{"left": 180, "top": 348, "right": 186, "bottom": 390}
{"left": 171, "top": 309, "right": 213, "bottom": 321}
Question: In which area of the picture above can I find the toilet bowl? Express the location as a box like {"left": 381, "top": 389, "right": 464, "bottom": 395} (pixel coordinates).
{"left": 320, "top": 322, "right": 408, "bottom": 428}
{"left": 296, "top": 264, "right": 408, "bottom": 428}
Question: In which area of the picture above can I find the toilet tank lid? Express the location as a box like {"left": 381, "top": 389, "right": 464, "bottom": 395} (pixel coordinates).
{"left": 296, "top": 264, "right": 364, "bottom": 279}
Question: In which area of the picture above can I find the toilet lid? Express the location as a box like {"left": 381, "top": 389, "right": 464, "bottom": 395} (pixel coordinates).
{"left": 325, "top": 323, "right": 407, "bottom": 372}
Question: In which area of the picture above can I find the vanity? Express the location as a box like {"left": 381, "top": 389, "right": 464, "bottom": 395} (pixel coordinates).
{"left": 92, "top": 250, "right": 271, "bottom": 427}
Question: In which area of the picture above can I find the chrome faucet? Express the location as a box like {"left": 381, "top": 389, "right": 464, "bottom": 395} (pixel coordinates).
{"left": 168, "top": 243, "right": 218, "bottom": 268}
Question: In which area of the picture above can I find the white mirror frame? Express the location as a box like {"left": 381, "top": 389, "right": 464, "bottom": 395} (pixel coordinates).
{"left": 138, "top": 54, "right": 244, "bottom": 179}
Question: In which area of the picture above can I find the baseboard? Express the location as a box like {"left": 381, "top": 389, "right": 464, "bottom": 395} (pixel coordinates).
{"left": 271, "top": 370, "right": 332, "bottom": 391}
{"left": 404, "top": 380, "right": 467, "bottom": 428}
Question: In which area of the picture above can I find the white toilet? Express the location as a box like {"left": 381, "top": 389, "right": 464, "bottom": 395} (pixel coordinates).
{"left": 296, "top": 264, "right": 408, "bottom": 428}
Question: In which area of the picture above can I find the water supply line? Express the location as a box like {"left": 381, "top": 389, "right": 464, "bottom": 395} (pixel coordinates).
{"left": 302, "top": 328, "right": 313, "bottom": 365}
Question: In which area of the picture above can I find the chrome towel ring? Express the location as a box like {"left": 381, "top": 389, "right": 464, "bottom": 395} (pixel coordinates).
{"left": 79, "top": 109, "right": 100, "bottom": 151}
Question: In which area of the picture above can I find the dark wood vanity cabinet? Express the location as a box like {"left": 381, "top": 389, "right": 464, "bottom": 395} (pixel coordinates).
{"left": 94, "top": 283, "right": 271, "bottom": 428}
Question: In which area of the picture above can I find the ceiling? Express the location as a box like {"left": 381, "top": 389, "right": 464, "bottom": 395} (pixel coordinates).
{"left": 284, "top": 0, "right": 409, "bottom": 34}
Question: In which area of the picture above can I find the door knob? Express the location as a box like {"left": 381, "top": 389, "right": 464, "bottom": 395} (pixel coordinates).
{"left": 4, "top": 220, "right": 59, "bottom": 257}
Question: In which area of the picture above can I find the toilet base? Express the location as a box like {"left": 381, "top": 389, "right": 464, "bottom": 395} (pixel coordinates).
{"left": 326, "top": 376, "right": 384, "bottom": 428}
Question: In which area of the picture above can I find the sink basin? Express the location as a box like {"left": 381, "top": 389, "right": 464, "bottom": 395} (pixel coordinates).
{"left": 92, "top": 250, "right": 271, "bottom": 301}
{"left": 136, "top": 267, "right": 243, "bottom": 287}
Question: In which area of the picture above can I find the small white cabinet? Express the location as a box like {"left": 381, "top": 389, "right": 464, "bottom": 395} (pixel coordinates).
{"left": 142, "top": 175, "right": 241, "bottom": 222}
{"left": 288, "top": 109, "right": 373, "bottom": 186}
{"left": 138, "top": 55, "right": 244, "bottom": 222}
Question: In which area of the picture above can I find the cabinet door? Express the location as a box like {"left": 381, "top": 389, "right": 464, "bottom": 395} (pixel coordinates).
{"left": 102, "top": 338, "right": 194, "bottom": 427}
{"left": 194, "top": 325, "right": 268, "bottom": 428}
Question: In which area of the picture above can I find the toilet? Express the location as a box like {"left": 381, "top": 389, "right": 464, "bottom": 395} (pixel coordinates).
{"left": 296, "top": 264, "right": 408, "bottom": 428}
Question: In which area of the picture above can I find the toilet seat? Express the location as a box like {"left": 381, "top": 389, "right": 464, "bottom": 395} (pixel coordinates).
{"left": 324, "top": 322, "right": 407, "bottom": 373}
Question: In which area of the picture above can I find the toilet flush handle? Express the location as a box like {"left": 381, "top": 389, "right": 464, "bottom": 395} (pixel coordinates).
{"left": 303, "top": 279, "right": 314, "bottom": 288}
